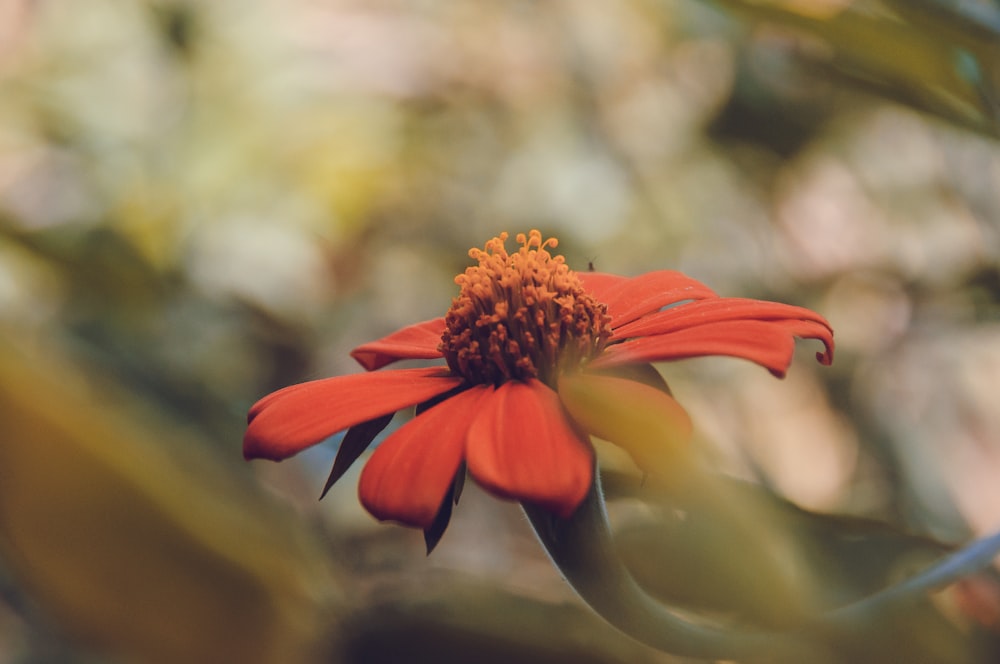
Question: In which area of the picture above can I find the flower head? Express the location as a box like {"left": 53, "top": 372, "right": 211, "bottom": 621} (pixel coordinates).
{"left": 244, "top": 231, "right": 833, "bottom": 549}
{"left": 440, "top": 232, "right": 611, "bottom": 387}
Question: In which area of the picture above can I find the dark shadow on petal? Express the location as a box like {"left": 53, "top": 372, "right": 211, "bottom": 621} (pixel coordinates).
{"left": 453, "top": 461, "right": 467, "bottom": 505}
{"left": 320, "top": 413, "right": 394, "bottom": 499}
{"left": 415, "top": 384, "right": 470, "bottom": 416}
{"left": 424, "top": 474, "right": 459, "bottom": 555}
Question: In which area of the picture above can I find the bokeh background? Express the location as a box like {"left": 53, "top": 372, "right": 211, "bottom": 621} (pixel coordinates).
{"left": 1, "top": 0, "right": 1000, "bottom": 662}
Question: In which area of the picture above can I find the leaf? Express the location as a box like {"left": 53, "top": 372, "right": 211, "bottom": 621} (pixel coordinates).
{"left": 711, "top": 0, "right": 1000, "bottom": 136}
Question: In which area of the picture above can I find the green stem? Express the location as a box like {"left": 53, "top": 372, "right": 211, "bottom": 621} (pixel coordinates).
{"left": 523, "top": 468, "right": 1000, "bottom": 659}
{"left": 521, "top": 471, "right": 819, "bottom": 660}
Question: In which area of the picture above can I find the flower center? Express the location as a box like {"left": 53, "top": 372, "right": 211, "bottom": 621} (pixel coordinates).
{"left": 440, "top": 230, "right": 612, "bottom": 387}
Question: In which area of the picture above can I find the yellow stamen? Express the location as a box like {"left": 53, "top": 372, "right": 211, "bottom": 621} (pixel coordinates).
{"left": 440, "top": 230, "right": 612, "bottom": 387}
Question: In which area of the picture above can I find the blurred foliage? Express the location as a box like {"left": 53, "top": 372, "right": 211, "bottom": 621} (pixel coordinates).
{"left": 711, "top": 0, "right": 1000, "bottom": 137}
{"left": 1, "top": 0, "right": 1000, "bottom": 662}
{"left": 0, "top": 335, "right": 338, "bottom": 664}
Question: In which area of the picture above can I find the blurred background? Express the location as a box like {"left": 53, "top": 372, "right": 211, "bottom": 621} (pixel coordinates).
{"left": 1, "top": 0, "right": 1000, "bottom": 662}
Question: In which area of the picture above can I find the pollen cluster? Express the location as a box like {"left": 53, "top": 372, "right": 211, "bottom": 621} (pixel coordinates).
{"left": 440, "top": 230, "right": 612, "bottom": 387}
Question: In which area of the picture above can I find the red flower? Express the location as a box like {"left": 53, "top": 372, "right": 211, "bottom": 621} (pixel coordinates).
{"left": 244, "top": 231, "right": 833, "bottom": 546}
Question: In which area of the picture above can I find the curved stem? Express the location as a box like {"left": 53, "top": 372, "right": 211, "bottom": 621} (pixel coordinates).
{"left": 524, "top": 468, "right": 1000, "bottom": 660}
{"left": 521, "top": 471, "right": 819, "bottom": 661}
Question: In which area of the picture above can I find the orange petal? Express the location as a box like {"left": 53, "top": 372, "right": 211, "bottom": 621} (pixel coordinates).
{"left": 592, "top": 319, "right": 811, "bottom": 378}
{"left": 358, "top": 386, "right": 490, "bottom": 529}
{"left": 780, "top": 319, "right": 835, "bottom": 366}
{"left": 350, "top": 318, "right": 447, "bottom": 371}
{"left": 612, "top": 297, "right": 834, "bottom": 352}
{"left": 558, "top": 372, "right": 693, "bottom": 481}
{"left": 598, "top": 271, "right": 718, "bottom": 327}
{"left": 465, "top": 379, "right": 593, "bottom": 518}
{"left": 244, "top": 367, "right": 464, "bottom": 461}
{"left": 577, "top": 271, "right": 627, "bottom": 303}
